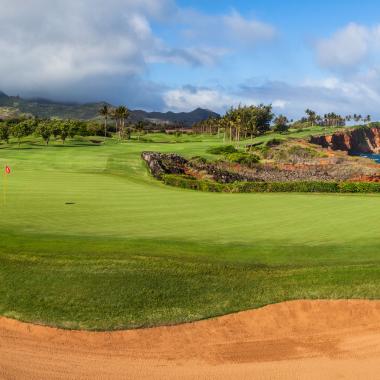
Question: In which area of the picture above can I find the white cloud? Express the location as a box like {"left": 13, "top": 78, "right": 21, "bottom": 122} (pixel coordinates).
{"left": 240, "top": 76, "right": 380, "bottom": 119}
{"left": 223, "top": 10, "right": 276, "bottom": 45}
{"left": 164, "top": 20, "right": 380, "bottom": 117}
{"left": 164, "top": 87, "right": 238, "bottom": 112}
{"left": 162, "top": 73, "right": 380, "bottom": 118}
{"left": 0, "top": 0, "right": 166, "bottom": 90}
{"left": 0, "top": 0, "right": 226, "bottom": 93}
{"left": 315, "top": 23, "right": 380, "bottom": 70}
{"left": 147, "top": 46, "right": 227, "bottom": 66}
{"left": 272, "top": 99, "right": 288, "bottom": 109}
{"left": 0, "top": 0, "right": 276, "bottom": 107}
{"left": 179, "top": 9, "right": 276, "bottom": 48}
{"left": 163, "top": 86, "right": 288, "bottom": 114}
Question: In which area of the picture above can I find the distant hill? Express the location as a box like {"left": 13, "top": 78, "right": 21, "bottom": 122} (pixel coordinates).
{"left": 0, "top": 92, "right": 219, "bottom": 126}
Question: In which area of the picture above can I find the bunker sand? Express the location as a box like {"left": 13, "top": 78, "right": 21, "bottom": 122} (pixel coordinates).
{"left": 2, "top": 300, "right": 380, "bottom": 379}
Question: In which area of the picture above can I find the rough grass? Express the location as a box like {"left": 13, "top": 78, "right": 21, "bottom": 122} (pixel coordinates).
{"left": 1, "top": 133, "right": 380, "bottom": 330}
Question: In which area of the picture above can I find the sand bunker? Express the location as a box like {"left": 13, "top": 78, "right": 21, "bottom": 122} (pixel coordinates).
{"left": 2, "top": 300, "right": 380, "bottom": 379}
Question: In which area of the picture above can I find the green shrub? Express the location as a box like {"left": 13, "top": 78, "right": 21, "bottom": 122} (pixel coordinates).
{"left": 161, "top": 175, "right": 380, "bottom": 194}
{"left": 287, "top": 145, "right": 320, "bottom": 159}
{"left": 162, "top": 175, "right": 225, "bottom": 192}
{"left": 264, "top": 138, "right": 283, "bottom": 147}
{"left": 228, "top": 181, "right": 339, "bottom": 193}
{"left": 228, "top": 182, "right": 268, "bottom": 193}
{"left": 225, "top": 152, "right": 260, "bottom": 165}
{"left": 266, "top": 181, "right": 339, "bottom": 193}
{"left": 338, "top": 182, "right": 380, "bottom": 193}
{"left": 189, "top": 156, "right": 208, "bottom": 165}
{"left": 207, "top": 145, "right": 238, "bottom": 155}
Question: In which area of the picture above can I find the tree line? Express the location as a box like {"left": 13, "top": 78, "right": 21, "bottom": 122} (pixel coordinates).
{"left": 0, "top": 103, "right": 157, "bottom": 146}
{"left": 301, "top": 109, "right": 371, "bottom": 127}
{"left": 192, "top": 104, "right": 275, "bottom": 142}
{"left": 0, "top": 118, "right": 111, "bottom": 147}
{"left": 192, "top": 105, "right": 372, "bottom": 141}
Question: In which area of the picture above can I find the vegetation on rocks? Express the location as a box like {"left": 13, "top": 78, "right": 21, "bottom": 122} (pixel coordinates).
{"left": 143, "top": 135, "right": 380, "bottom": 188}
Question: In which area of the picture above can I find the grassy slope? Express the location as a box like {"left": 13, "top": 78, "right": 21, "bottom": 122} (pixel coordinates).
{"left": 250, "top": 125, "right": 355, "bottom": 144}
{"left": 1, "top": 133, "right": 380, "bottom": 330}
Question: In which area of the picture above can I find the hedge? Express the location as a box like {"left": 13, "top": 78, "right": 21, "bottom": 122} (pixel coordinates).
{"left": 206, "top": 145, "right": 238, "bottom": 155}
{"left": 162, "top": 174, "right": 225, "bottom": 192}
{"left": 162, "top": 174, "right": 380, "bottom": 194}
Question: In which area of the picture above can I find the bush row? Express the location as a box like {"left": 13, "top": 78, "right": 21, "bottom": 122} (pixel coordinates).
{"left": 162, "top": 174, "right": 225, "bottom": 192}
{"left": 162, "top": 174, "right": 380, "bottom": 193}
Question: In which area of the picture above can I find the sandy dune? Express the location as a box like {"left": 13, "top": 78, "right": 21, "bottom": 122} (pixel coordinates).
{"left": 2, "top": 300, "right": 380, "bottom": 379}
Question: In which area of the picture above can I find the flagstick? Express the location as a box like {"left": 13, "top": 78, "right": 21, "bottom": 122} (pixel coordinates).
{"left": 2, "top": 167, "right": 8, "bottom": 206}
{"left": 2, "top": 172, "right": 5, "bottom": 206}
{"left": 4, "top": 171, "right": 7, "bottom": 205}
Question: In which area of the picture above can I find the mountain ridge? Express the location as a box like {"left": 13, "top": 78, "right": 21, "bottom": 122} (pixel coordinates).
{"left": 0, "top": 92, "right": 219, "bottom": 126}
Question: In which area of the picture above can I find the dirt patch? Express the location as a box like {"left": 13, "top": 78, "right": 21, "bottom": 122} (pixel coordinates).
{"left": 2, "top": 300, "right": 380, "bottom": 379}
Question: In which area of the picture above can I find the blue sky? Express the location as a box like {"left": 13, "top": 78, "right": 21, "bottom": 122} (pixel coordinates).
{"left": 1, "top": 0, "right": 380, "bottom": 118}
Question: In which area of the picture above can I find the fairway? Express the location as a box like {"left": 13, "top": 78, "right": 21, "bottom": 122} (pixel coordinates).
{"left": 1, "top": 136, "right": 380, "bottom": 330}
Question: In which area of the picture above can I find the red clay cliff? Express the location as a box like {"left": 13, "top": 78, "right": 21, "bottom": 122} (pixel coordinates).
{"left": 310, "top": 127, "right": 380, "bottom": 154}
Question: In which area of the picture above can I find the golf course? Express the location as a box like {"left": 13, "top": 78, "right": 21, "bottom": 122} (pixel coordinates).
{"left": 1, "top": 133, "right": 380, "bottom": 331}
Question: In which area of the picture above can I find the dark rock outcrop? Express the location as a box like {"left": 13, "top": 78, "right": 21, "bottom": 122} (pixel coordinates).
{"left": 310, "top": 127, "right": 380, "bottom": 154}
{"left": 142, "top": 152, "right": 249, "bottom": 183}
{"left": 142, "top": 151, "right": 355, "bottom": 183}
{"left": 141, "top": 152, "right": 188, "bottom": 179}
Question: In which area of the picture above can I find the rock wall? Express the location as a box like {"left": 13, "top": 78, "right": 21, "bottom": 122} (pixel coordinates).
{"left": 310, "top": 127, "right": 380, "bottom": 154}
{"left": 141, "top": 151, "right": 356, "bottom": 183}
{"left": 141, "top": 152, "right": 188, "bottom": 180}
{"left": 141, "top": 152, "right": 248, "bottom": 183}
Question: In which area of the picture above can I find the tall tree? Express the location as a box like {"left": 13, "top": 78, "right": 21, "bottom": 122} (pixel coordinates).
{"left": 135, "top": 121, "right": 145, "bottom": 141}
{"left": 12, "top": 121, "right": 32, "bottom": 148}
{"left": 273, "top": 114, "right": 289, "bottom": 133}
{"left": 114, "top": 106, "right": 130, "bottom": 139}
{"left": 353, "top": 114, "right": 361, "bottom": 123}
{"left": 305, "top": 109, "right": 317, "bottom": 126}
{"left": 35, "top": 122, "right": 52, "bottom": 145}
{"left": 99, "top": 104, "right": 110, "bottom": 137}
{"left": 0, "top": 123, "right": 11, "bottom": 144}
{"left": 59, "top": 121, "right": 71, "bottom": 144}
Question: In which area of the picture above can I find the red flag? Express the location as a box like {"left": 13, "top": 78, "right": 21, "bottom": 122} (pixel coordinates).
{"left": 5, "top": 166, "right": 10, "bottom": 174}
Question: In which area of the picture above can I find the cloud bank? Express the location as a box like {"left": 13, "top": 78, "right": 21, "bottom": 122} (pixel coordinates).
{"left": 2, "top": 2, "right": 380, "bottom": 118}
{"left": 0, "top": 0, "right": 276, "bottom": 110}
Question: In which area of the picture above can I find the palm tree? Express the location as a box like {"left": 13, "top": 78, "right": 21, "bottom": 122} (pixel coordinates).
{"left": 114, "top": 106, "right": 130, "bottom": 139}
{"left": 305, "top": 109, "right": 317, "bottom": 126}
{"left": 111, "top": 108, "right": 119, "bottom": 136}
{"left": 135, "top": 121, "right": 145, "bottom": 141}
{"left": 353, "top": 114, "right": 361, "bottom": 124}
{"left": 219, "top": 117, "right": 228, "bottom": 143}
{"left": 99, "top": 104, "right": 110, "bottom": 137}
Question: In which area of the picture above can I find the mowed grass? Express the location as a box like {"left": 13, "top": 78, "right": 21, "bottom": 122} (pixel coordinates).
{"left": 1, "top": 134, "right": 380, "bottom": 330}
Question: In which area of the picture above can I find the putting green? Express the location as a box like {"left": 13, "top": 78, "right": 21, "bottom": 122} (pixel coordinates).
{"left": 1, "top": 135, "right": 380, "bottom": 330}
